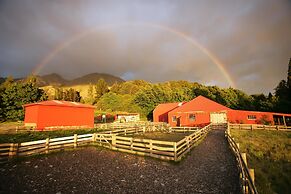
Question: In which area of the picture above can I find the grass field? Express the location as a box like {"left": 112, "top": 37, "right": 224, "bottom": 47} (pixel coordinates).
{"left": 230, "top": 129, "right": 291, "bottom": 194}
{"left": 0, "top": 121, "right": 25, "bottom": 134}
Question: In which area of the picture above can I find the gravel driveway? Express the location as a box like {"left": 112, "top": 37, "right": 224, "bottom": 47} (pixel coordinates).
{"left": 0, "top": 129, "right": 240, "bottom": 194}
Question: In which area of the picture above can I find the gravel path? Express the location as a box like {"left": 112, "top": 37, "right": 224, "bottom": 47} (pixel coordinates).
{"left": 0, "top": 129, "right": 240, "bottom": 194}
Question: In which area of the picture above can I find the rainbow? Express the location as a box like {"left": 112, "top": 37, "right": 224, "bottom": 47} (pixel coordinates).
{"left": 33, "top": 22, "right": 236, "bottom": 88}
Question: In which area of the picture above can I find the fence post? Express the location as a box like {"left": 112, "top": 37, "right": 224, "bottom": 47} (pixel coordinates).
{"left": 45, "top": 138, "right": 50, "bottom": 154}
{"left": 187, "top": 136, "right": 190, "bottom": 151}
{"left": 112, "top": 134, "right": 116, "bottom": 149}
{"left": 241, "top": 152, "right": 248, "bottom": 194}
{"left": 174, "top": 142, "right": 177, "bottom": 161}
{"left": 130, "top": 138, "right": 133, "bottom": 150}
{"left": 91, "top": 133, "right": 96, "bottom": 144}
{"left": 74, "top": 134, "right": 78, "bottom": 148}
{"left": 242, "top": 153, "right": 247, "bottom": 166}
{"left": 242, "top": 151, "right": 249, "bottom": 193}
{"left": 149, "top": 140, "right": 153, "bottom": 156}
{"left": 249, "top": 169, "right": 255, "bottom": 185}
{"left": 9, "top": 143, "right": 15, "bottom": 158}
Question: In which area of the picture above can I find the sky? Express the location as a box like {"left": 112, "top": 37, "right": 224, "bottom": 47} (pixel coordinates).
{"left": 0, "top": 0, "right": 291, "bottom": 94}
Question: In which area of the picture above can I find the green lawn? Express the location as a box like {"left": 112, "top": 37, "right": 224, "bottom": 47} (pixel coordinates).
{"left": 230, "top": 129, "right": 291, "bottom": 194}
{"left": 0, "top": 121, "right": 24, "bottom": 134}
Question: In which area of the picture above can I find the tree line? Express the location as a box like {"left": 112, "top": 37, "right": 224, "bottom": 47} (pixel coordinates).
{"left": 92, "top": 77, "right": 290, "bottom": 120}
{"left": 0, "top": 61, "right": 290, "bottom": 121}
{"left": 0, "top": 76, "right": 83, "bottom": 121}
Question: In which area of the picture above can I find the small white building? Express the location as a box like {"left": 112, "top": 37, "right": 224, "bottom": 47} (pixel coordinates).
{"left": 115, "top": 113, "right": 140, "bottom": 123}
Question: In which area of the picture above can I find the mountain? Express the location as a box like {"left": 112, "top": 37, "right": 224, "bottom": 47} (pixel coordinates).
{"left": 68, "top": 73, "right": 124, "bottom": 86}
{"left": 37, "top": 73, "right": 124, "bottom": 86}
{"left": 36, "top": 73, "right": 67, "bottom": 86}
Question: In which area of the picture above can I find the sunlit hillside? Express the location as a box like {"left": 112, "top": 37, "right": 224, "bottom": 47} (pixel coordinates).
{"left": 41, "top": 84, "right": 93, "bottom": 99}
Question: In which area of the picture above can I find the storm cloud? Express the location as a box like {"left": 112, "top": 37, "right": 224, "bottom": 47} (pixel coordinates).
{"left": 0, "top": 0, "right": 291, "bottom": 94}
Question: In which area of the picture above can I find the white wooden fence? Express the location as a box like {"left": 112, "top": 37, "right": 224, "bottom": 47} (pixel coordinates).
{"left": 228, "top": 123, "right": 291, "bottom": 131}
{"left": 226, "top": 127, "right": 258, "bottom": 194}
{"left": 0, "top": 124, "right": 211, "bottom": 163}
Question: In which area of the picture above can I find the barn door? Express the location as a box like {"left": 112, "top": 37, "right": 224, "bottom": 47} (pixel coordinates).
{"left": 210, "top": 112, "right": 227, "bottom": 123}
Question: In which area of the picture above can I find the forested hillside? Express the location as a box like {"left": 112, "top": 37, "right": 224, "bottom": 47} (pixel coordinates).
{"left": 95, "top": 79, "right": 290, "bottom": 119}
{"left": 0, "top": 63, "right": 290, "bottom": 121}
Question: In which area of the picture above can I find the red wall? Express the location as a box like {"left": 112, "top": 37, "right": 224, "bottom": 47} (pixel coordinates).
{"left": 24, "top": 106, "right": 39, "bottom": 124}
{"left": 153, "top": 110, "right": 167, "bottom": 122}
{"left": 168, "top": 111, "right": 210, "bottom": 127}
{"left": 168, "top": 110, "right": 277, "bottom": 126}
{"left": 153, "top": 103, "right": 183, "bottom": 123}
{"left": 227, "top": 110, "right": 274, "bottom": 125}
{"left": 157, "top": 113, "right": 169, "bottom": 123}
{"left": 25, "top": 105, "right": 94, "bottom": 130}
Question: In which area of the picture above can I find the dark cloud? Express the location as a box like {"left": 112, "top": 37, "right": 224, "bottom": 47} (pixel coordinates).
{"left": 0, "top": 0, "right": 290, "bottom": 94}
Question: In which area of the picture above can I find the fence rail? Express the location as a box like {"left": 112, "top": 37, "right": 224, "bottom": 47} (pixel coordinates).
{"left": 229, "top": 123, "right": 291, "bottom": 131}
{"left": 175, "top": 124, "right": 211, "bottom": 160}
{"left": 95, "top": 122, "right": 168, "bottom": 130}
{"left": 226, "top": 127, "right": 258, "bottom": 194}
{"left": 0, "top": 123, "right": 211, "bottom": 163}
{"left": 170, "top": 126, "right": 199, "bottom": 133}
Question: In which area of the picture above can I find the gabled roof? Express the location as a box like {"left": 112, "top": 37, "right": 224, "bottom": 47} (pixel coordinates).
{"left": 170, "top": 96, "right": 231, "bottom": 113}
{"left": 154, "top": 102, "right": 185, "bottom": 113}
{"left": 24, "top": 100, "right": 95, "bottom": 109}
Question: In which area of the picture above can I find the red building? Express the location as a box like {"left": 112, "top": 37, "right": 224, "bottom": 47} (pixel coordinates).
{"left": 24, "top": 100, "right": 95, "bottom": 130}
{"left": 153, "top": 102, "right": 185, "bottom": 123}
{"left": 153, "top": 96, "right": 291, "bottom": 127}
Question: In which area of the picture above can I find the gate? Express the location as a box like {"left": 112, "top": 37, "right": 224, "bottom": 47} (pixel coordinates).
{"left": 210, "top": 112, "right": 227, "bottom": 123}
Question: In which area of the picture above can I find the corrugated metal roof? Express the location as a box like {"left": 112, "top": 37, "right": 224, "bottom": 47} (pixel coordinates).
{"left": 154, "top": 102, "right": 186, "bottom": 113}
{"left": 169, "top": 96, "right": 231, "bottom": 113}
{"left": 24, "top": 100, "right": 95, "bottom": 109}
{"left": 228, "top": 109, "right": 291, "bottom": 117}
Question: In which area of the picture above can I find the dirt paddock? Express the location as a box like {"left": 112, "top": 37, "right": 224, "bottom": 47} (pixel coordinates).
{"left": 0, "top": 130, "right": 240, "bottom": 194}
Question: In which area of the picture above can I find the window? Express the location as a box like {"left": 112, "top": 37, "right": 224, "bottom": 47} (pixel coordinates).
{"left": 189, "top": 114, "right": 196, "bottom": 121}
{"left": 247, "top": 115, "right": 256, "bottom": 120}
{"left": 172, "top": 116, "right": 177, "bottom": 122}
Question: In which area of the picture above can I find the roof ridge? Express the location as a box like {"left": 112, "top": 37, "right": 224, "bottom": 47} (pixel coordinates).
{"left": 24, "top": 100, "right": 95, "bottom": 108}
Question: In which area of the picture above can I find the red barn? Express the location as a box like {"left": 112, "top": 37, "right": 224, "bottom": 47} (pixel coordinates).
{"left": 24, "top": 100, "right": 95, "bottom": 130}
{"left": 153, "top": 102, "right": 185, "bottom": 123}
{"left": 227, "top": 110, "right": 274, "bottom": 125}
{"left": 168, "top": 96, "right": 231, "bottom": 127}
{"left": 154, "top": 96, "right": 291, "bottom": 127}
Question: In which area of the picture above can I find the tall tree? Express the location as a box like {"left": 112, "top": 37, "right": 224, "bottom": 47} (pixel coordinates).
{"left": 95, "top": 79, "right": 109, "bottom": 101}
{"left": 274, "top": 80, "right": 291, "bottom": 113}
{"left": 54, "top": 87, "right": 81, "bottom": 102}
{"left": 84, "top": 83, "right": 95, "bottom": 104}
{"left": 54, "top": 87, "right": 64, "bottom": 100}
{"left": 0, "top": 76, "right": 14, "bottom": 121}
{"left": 1, "top": 76, "right": 47, "bottom": 121}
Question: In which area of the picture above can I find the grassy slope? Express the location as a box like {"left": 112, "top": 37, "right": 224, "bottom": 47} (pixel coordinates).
{"left": 41, "top": 85, "right": 91, "bottom": 99}
{"left": 230, "top": 129, "right": 291, "bottom": 194}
